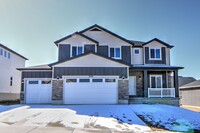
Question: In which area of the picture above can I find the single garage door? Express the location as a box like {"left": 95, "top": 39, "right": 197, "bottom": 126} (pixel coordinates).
{"left": 26, "top": 79, "right": 52, "bottom": 104}
{"left": 64, "top": 77, "right": 118, "bottom": 104}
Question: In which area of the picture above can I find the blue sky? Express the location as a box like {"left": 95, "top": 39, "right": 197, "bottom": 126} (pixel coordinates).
{"left": 0, "top": 0, "right": 200, "bottom": 79}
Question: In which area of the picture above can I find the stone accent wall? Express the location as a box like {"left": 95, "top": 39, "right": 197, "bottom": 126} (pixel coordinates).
{"left": 129, "top": 71, "right": 144, "bottom": 97}
{"left": 118, "top": 80, "right": 129, "bottom": 103}
{"left": 20, "top": 92, "right": 24, "bottom": 103}
{"left": 52, "top": 79, "right": 63, "bottom": 104}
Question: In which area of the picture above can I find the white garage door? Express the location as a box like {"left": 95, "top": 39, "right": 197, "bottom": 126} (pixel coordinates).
{"left": 64, "top": 77, "right": 118, "bottom": 104}
{"left": 26, "top": 79, "right": 52, "bottom": 104}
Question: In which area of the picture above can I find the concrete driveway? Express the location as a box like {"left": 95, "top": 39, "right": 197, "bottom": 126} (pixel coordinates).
{"left": 0, "top": 105, "right": 151, "bottom": 133}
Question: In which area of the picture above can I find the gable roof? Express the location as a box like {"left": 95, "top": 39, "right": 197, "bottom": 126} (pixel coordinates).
{"left": 49, "top": 52, "right": 131, "bottom": 67}
{"left": 54, "top": 32, "right": 99, "bottom": 46}
{"left": 0, "top": 43, "right": 28, "bottom": 60}
{"left": 180, "top": 80, "right": 200, "bottom": 89}
{"left": 79, "top": 24, "right": 134, "bottom": 46}
{"left": 142, "top": 38, "right": 174, "bottom": 48}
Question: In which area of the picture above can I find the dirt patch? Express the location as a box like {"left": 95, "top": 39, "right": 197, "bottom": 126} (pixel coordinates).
{"left": 47, "top": 121, "right": 65, "bottom": 127}
{"left": 136, "top": 115, "right": 173, "bottom": 132}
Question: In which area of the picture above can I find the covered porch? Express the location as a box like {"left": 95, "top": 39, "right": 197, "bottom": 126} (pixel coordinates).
{"left": 129, "top": 66, "right": 183, "bottom": 105}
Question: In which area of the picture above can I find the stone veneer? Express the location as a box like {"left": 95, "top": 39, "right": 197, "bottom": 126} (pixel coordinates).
{"left": 118, "top": 80, "right": 129, "bottom": 104}
{"left": 52, "top": 79, "right": 63, "bottom": 104}
{"left": 129, "top": 71, "right": 144, "bottom": 97}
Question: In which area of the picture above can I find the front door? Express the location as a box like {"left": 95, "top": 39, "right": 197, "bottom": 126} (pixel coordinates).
{"left": 129, "top": 76, "right": 136, "bottom": 96}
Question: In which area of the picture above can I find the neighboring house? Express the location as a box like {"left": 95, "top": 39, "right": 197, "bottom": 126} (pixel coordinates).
{"left": 180, "top": 80, "right": 200, "bottom": 107}
{"left": 18, "top": 24, "right": 183, "bottom": 105}
{"left": 179, "top": 76, "right": 196, "bottom": 87}
{"left": 0, "top": 43, "right": 27, "bottom": 101}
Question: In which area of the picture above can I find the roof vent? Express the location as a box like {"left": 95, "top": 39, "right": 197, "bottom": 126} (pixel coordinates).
{"left": 90, "top": 28, "right": 102, "bottom": 31}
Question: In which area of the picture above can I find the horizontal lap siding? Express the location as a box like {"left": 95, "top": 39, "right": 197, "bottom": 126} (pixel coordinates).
{"left": 54, "top": 67, "right": 127, "bottom": 78}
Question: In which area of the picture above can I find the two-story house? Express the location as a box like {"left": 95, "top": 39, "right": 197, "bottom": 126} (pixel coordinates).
{"left": 18, "top": 24, "right": 183, "bottom": 105}
{"left": 0, "top": 43, "right": 27, "bottom": 101}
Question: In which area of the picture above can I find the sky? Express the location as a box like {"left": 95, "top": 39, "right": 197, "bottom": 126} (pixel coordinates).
{"left": 0, "top": 0, "right": 200, "bottom": 79}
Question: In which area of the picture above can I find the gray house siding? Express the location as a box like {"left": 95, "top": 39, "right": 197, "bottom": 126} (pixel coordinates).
{"left": 58, "top": 44, "right": 70, "bottom": 61}
{"left": 84, "top": 44, "right": 95, "bottom": 53}
{"left": 122, "top": 46, "right": 131, "bottom": 64}
{"left": 97, "top": 46, "right": 108, "bottom": 57}
{"left": 54, "top": 67, "right": 127, "bottom": 78}
{"left": 145, "top": 47, "right": 166, "bottom": 64}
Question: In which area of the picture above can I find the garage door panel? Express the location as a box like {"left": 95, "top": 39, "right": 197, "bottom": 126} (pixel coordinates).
{"left": 26, "top": 80, "right": 52, "bottom": 104}
{"left": 64, "top": 77, "right": 118, "bottom": 104}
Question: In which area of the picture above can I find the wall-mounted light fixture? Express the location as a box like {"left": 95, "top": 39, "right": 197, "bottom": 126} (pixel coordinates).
{"left": 139, "top": 76, "right": 142, "bottom": 79}
{"left": 57, "top": 76, "right": 60, "bottom": 80}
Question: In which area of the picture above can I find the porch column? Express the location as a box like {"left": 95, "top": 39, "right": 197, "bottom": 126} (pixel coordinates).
{"left": 143, "top": 70, "right": 148, "bottom": 97}
{"left": 174, "top": 70, "right": 179, "bottom": 97}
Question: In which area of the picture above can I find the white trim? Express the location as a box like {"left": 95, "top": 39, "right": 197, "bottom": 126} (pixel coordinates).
{"left": 70, "top": 45, "right": 84, "bottom": 57}
{"left": 149, "top": 75, "right": 163, "bottom": 88}
{"left": 24, "top": 78, "right": 52, "bottom": 104}
{"left": 149, "top": 48, "right": 162, "bottom": 60}
{"left": 108, "top": 46, "right": 122, "bottom": 59}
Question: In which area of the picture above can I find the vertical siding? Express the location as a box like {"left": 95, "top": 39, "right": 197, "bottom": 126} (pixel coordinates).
{"left": 97, "top": 46, "right": 108, "bottom": 57}
{"left": 58, "top": 44, "right": 70, "bottom": 61}
{"left": 84, "top": 45, "right": 95, "bottom": 53}
{"left": 122, "top": 46, "right": 131, "bottom": 64}
{"left": 54, "top": 67, "right": 127, "bottom": 78}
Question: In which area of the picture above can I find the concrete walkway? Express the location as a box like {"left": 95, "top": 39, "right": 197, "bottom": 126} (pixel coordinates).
{"left": 0, "top": 105, "right": 151, "bottom": 133}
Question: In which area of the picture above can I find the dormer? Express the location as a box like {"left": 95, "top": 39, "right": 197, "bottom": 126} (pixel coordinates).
{"left": 143, "top": 38, "right": 173, "bottom": 65}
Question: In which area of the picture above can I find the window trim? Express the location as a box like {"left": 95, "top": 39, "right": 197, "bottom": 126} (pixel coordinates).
{"left": 149, "top": 48, "right": 162, "bottom": 60}
{"left": 149, "top": 75, "right": 163, "bottom": 88}
{"left": 71, "top": 45, "right": 84, "bottom": 57}
{"left": 109, "top": 46, "right": 121, "bottom": 59}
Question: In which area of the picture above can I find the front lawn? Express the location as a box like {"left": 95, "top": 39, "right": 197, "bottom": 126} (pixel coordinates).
{"left": 130, "top": 104, "right": 200, "bottom": 132}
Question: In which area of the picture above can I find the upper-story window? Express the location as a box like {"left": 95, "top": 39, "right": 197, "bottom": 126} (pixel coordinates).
{"left": 72, "top": 46, "right": 83, "bottom": 57}
{"left": 0, "top": 49, "right": 2, "bottom": 56}
{"left": 8, "top": 52, "right": 11, "bottom": 59}
{"left": 150, "top": 48, "right": 161, "bottom": 60}
{"left": 134, "top": 48, "right": 140, "bottom": 55}
{"left": 110, "top": 47, "right": 121, "bottom": 59}
{"left": 4, "top": 50, "right": 7, "bottom": 57}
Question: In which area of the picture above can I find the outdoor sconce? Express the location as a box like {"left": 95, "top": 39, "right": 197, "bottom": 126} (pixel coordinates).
{"left": 122, "top": 76, "right": 125, "bottom": 79}
{"left": 57, "top": 76, "right": 60, "bottom": 80}
{"left": 139, "top": 76, "right": 142, "bottom": 79}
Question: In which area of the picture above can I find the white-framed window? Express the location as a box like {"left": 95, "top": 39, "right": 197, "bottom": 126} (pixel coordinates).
{"left": 150, "top": 75, "right": 162, "bottom": 88}
{"left": 4, "top": 50, "right": 7, "bottom": 57}
{"left": 72, "top": 46, "right": 83, "bottom": 57}
{"left": 110, "top": 47, "right": 121, "bottom": 59}
{"left": 8, "top": 52, "right": 11, "bottom": 59}
{"left": 134, "top": 48, "right": 140, "bottom": 55}
{"left": 149, "top": 48, "right": 161, "bottom": 60}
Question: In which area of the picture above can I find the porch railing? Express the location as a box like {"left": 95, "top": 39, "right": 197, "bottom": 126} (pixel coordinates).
{"left": 148, "top": 88, "right": 175, "bottom": 98}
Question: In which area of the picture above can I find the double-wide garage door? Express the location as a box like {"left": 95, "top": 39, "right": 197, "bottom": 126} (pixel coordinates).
{"left": 64, "top": 77, "right": 118, "bottom": 104}
{"left": 26, "top": 79, "right": 52, "bottom": 104}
